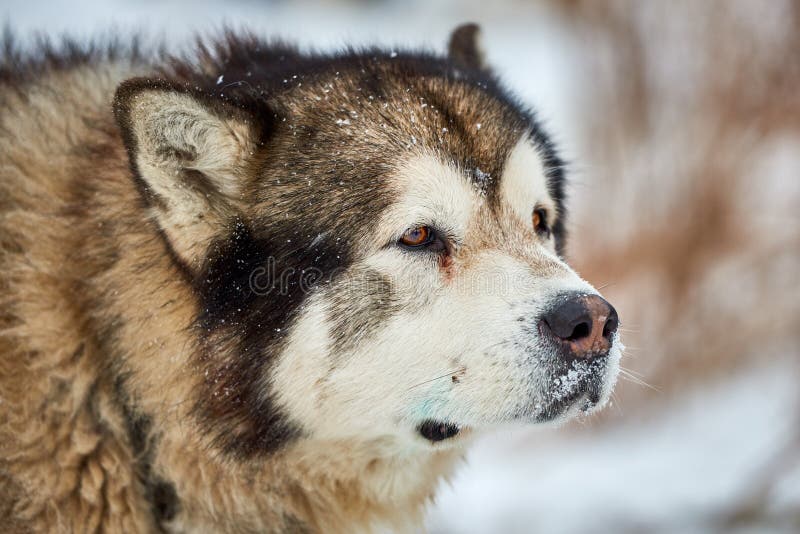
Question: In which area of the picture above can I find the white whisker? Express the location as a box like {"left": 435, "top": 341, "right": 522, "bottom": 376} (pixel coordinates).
{"left": 406, "top": 367, "right": 465, "bottom": 391}
{"left": 619, "top": 368, "right": 661, "bottom": 392}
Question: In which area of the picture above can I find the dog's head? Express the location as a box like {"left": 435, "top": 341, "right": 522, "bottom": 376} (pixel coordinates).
{"left": 114, "top": 25, "right": 621, "bottom": 455}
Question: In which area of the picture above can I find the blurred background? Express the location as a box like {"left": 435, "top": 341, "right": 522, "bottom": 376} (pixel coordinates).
{"left": 4, "top": 0, "right": 799, "bottom": 531}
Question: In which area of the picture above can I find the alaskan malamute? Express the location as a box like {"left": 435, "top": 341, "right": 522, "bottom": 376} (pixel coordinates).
{"left": 0, "top": 24, "right": 621, "bottom": 532}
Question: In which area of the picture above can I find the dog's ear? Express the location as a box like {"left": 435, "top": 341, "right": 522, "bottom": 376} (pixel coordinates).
{"left": 448, "top": 23, "right": 486, "bottom": 71}
{"left": 114, "top": 78, "right": 266, "bottom": 270}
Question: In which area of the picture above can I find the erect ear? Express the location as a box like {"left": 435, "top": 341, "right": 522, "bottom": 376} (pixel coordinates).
{"left": 447, "top": 23, "right": 487, "bottom": 71}
{"left": 113, "top": 78, "right": 265, "bottom": 271}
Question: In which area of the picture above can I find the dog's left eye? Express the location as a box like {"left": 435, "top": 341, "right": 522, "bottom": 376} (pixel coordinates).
{"left": 398, "top": 226, "right": 445, "bottom": 252}
{"left": 533, "top": 207, "right": 550, "bottom": 236}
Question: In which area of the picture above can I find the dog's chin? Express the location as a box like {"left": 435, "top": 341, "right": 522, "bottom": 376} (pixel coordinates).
{"left": 532, "top": 360, "right": 615, "bottom": 424}
{"left": 533, "top": 386, "right": 601, "bottom": 423}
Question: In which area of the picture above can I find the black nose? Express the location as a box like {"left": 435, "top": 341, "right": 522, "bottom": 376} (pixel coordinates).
{"left": 539, "top": 294, "right": 619, "bottom": 359}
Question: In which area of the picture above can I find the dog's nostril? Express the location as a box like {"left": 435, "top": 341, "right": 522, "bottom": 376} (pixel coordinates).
{"left": 567, "top": 321, "right": 591, "bottom": 342}
{"left": 602, "top": 308, "right": 619, "bottom": 339}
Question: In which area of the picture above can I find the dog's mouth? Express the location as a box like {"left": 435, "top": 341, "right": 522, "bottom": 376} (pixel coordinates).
{"left": 417, "top": 419, "right": 461, "bottom": 442}
{"left": 415, "top": 358, "right": 613, "bottom": 440}
{"left": 540, "top": 386, "right": 601, "bottom": 420}
{"left": 533, "top": 359, "right": 608, "bottom": 422}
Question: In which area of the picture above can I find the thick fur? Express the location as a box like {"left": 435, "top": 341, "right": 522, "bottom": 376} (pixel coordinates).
{"left": 0, "top": 26, "right": 620, "bottom": 533}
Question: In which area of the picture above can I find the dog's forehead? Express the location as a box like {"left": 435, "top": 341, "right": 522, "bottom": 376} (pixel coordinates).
{"left": 285, "top": 63, "right": 526, "bottom": 180}
{"left": 263, "top": 62, "right": 562, "bottom": 250}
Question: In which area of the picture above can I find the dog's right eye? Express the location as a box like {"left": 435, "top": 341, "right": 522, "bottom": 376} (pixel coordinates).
{"left": 400, "top": 226, "right": 431, "bottom": 247}
{"left": 398, "top": 226, "right": 446, "bottom": 252}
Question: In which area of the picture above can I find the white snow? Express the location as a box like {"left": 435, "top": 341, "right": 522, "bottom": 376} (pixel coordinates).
{"left": 426, "top": 358, "right": 800, "bottom": 533}
{"left": 550, "top": 358, "right": 601, "bottom": 403}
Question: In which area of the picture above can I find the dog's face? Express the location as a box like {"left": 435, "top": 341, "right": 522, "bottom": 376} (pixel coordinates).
{"left": 269, "top": 136, "right": 621, "bottom": 446}
{"left": 115, "top": 28, "right": 621, "bottom": 454}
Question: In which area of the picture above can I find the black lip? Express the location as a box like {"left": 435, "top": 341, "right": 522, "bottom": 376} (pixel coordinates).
{"left": 418, "top": 420, "right": 460, "bottom": 442}
{"left": 536, "top": 392, "right": 585, "bottom": 422}
{"left": 534, "top": 365, "right": 606, "bottom": 422}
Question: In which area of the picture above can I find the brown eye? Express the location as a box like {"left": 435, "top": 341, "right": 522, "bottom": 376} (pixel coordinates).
{"left": 400, "top": 226, "right": 431, "bottom": 247}
{"left": 533, "top": 208, "right": 550, "bottom": 235}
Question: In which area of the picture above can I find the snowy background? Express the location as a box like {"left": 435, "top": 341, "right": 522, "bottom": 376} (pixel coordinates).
{"left": 4, "top": 0, "right": 799, "bottom": 532}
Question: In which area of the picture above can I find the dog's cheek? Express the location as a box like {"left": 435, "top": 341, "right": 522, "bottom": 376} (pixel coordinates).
{"left": 267, "top": 295, "right": 335, "bottom": 435}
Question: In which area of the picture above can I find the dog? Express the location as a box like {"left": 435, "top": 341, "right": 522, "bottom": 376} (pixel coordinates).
{"left": 0, "top": 23, "right": 621, "bottom": 532}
